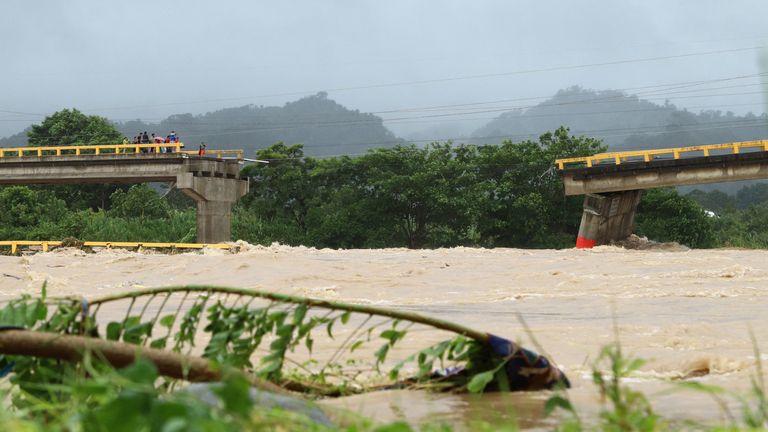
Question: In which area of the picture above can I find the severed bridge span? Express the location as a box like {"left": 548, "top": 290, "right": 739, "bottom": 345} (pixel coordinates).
{"left": 556, "top": 139, "right": 768, "bottom": 248}
{"left": 0, "top": 143, "right": 248, "bottom": 244}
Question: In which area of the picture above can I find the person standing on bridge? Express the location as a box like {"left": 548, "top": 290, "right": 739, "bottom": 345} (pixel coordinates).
{"left": 141, "top": 132, "right": 151, "bottom": 153}
{"left": 198, "top": 143, "right": 206, "bottom": 156}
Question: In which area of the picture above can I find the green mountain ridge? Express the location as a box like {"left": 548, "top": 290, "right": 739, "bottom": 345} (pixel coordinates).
{"left": 0, "top": 92, "right": 403, "bottom": 157}
{"left": 472, "top": 86, "right": 768, "bottom": 151}
{"left": 3, "top": 87, "right": 766, "bottom": 160}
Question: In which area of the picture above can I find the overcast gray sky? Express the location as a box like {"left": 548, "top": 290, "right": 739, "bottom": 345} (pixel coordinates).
{"left": 1, "top": 0, "right": 767, "bottom": 139}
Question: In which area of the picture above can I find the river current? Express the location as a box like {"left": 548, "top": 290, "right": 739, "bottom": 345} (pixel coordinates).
{"left": 1, "top": 242, "right": 766, "bottom": 429}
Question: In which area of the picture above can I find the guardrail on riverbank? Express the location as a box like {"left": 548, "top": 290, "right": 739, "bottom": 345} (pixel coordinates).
{"left": 555, "top": 139, "right": 768, "bottom": 170}
{"left": 0, "top": 241, "right": 235, "bottom": 255}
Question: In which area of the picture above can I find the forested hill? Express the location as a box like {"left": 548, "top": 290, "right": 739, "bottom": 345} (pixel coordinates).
{"left": 116, "top": 92, "right": 401, "bottom": 157}
{"left": 472, "top": 86, "right": 768, "bottom": 151}
{"left": 0, "top": 93, "right": 402, "bottom": 157}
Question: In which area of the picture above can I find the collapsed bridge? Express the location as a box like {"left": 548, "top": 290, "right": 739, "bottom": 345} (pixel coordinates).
{"left": 556, "top": 139, "right": 768, "bottom": 248}
{"left": 0, "top": 143, "right": 248, "bottom": 243}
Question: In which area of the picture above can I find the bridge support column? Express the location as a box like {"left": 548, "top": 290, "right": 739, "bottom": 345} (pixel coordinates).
{"left": 575, "top": 190, "right": 642, "bottom": 248}
{"left": 196, "top": 201, "right": 234, "bottom": 244}
{"left": 176, "top": 173, "right": 249, "bottom": 244}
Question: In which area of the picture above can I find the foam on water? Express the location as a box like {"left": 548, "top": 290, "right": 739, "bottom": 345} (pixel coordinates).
{"left": 1, "top": 243, "right": 767, "bottom": 427}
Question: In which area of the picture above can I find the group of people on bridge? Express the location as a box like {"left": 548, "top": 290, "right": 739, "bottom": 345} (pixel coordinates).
{"left": 118, "top": 131, "right": 209, "bottom": 156}
{"left": 122, "top": 130, "right": 180, "bottom": 153}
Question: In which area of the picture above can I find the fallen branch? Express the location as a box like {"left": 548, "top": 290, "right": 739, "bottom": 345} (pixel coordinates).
{"left": 0, "top": 329, "right": 286, "bottom": 394}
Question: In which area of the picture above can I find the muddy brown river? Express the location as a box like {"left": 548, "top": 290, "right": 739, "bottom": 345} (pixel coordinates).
{"left": 1, "top": 243, "right": 766, "bottom": 429}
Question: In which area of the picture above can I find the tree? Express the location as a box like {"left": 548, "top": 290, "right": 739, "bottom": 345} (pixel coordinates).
{"left": 239, "top": 142, "right": 318, "bottom": 244}
{"left": 357, "top": 142, "right": 479, "bottom": 248}
{"left": 685, "top": 189, "right": 735, "bottom": 213}
{"left": 0, "top": 186, "right": 44, "bottom": 227}
{"left": 635, "top": 188, "right": 715, "bottom": 248}
{"left": 28, "top": 108, "right": 121, "bottom": 147}
{"left": 0, "top": 186, "right": 67, "bottom": 240}
{"left": 109, "top": 185, "right": 170, "bottom": 219}
{"left": 26, "top": 109, "right": 126, "bottom": 211}
{"left": 735, "top": 183, "right": 768, "bottom": 209}
{"left": 475, "top": 127, "right": 605, "bottom": 247}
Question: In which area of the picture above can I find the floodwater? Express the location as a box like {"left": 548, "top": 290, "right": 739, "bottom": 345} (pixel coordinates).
{"left": 1, "top": 242, "right": 767, "bottom": 429}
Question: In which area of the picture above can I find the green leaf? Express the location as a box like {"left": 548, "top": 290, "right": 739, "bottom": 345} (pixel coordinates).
{"left": 292, "top": 303, "right": 308, "bottom": 325}
{"left": 544, "top": 394, "right": 574, "bottom": 416}
{"left": 375, "top": 344, "right": 390, "bottom": 366}
{"left": 119, "top": 357, "right": 159, "bottom": 385}
{"left": 350, "top": 340, "right": 364, "bottom": 352}
{"left": 150, "top": 337, "right": 167, "bottom": 349}
{"left": 467, "top": 370, "right": 495, "bottom": 393}
{"left": 625, "top": 358, "right": 646, "bottom": 374}
{"left": 340, "top": 311, "right": 351, "bottom": 324}
{"left": 159, "top": 314, "right": 176, "bottom": 328}
{"left": 675, "top": 381, "right": 726, "bottom": 394}
{"left": 106, "top": 322, "right": 122, "bottom": 341}
{"left": 326, "top": 318, "right": 336, "bottom": 340}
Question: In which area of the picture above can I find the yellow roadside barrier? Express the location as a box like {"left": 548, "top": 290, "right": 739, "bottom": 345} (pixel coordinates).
{"left": 0, "top": 241, "right": 236, "bottom": 255}
{"left": 555, "top": 139, "right": 768, "bottom": 170}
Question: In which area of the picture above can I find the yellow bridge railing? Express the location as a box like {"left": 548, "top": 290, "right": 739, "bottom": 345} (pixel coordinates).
{"left": 180, "top": 149, "right": 244, "bottom": 160}
{"left": 0, "top": 143, "right": 185, "bottom": 158}
{"left": 555, "top": 139, "right": 768, "bottom": 170}
{"left": 0, "top": 144, "right": 245, "bottom": 161}
{"left": 0, "top": 240, "right": 236, "bottom": 255}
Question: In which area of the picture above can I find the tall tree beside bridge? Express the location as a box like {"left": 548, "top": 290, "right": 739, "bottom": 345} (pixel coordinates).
{"left": 25, "top": 109, "right": 125, "bottom": 210}
{"left": 27, "top": 108, "right": 121, "bottom": 147}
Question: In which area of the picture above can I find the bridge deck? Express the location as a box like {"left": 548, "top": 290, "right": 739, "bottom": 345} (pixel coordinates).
{"left": 0, "top": 145, "right": 249, "bottom": 243}
{"left": 0, "top": 143, "right": 244, "bottom": 161}
{"left": 555, "top": 139, "right": 768, "bottom": 170}
{"left": 0, "top": 153, "right": 243, "bottom": 185}
{"left": 556, "top": 139, "right": 768, "bottom": 196}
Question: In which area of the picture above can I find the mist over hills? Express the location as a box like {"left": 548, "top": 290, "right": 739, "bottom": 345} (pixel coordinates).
{"left": 2, "top": 87, "right": 766, "bottom": 162}
{"left": 116, "top": 92, "right": 402, "bottom": 157}
{"left": 472, "top": 86, "right": 768, "bottom": 151}
{"left": 0, "top": 93, "right": 403, "bottom": 157}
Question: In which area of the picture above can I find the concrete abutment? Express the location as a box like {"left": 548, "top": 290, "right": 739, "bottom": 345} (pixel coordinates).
{"left": 575, "top": 190, "right": 641, "bottom": 248}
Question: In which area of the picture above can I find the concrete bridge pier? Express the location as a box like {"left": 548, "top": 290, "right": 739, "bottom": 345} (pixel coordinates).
{"left": 575, "top": 190, "right": 642, "bottom": 248}
{"left": 176, "top": 173, "right": 249, "bottom": 243}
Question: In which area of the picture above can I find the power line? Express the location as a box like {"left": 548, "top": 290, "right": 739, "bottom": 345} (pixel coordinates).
{"left": 79, "top": 45, "right": 767, "bottom": 113}
{"left": 3, "top": 70, "right": 766, "bottom": 132}
{"left": 6, "top": 90, "right": 767, "bottom": 144}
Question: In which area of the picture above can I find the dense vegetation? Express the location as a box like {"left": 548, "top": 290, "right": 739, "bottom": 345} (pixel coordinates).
{"left": 4, "top": 108, "right": 768, "bottom": 250}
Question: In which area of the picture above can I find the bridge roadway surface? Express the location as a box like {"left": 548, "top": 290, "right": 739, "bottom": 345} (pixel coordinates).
{"left": 555, "top": 139, "right": 768, "bottom": 247}
{"left": 0, "top": 153, "right": 248, "bottom": 243}
{"left": 560, "top": 151, "right": 768, "bottom": 195}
